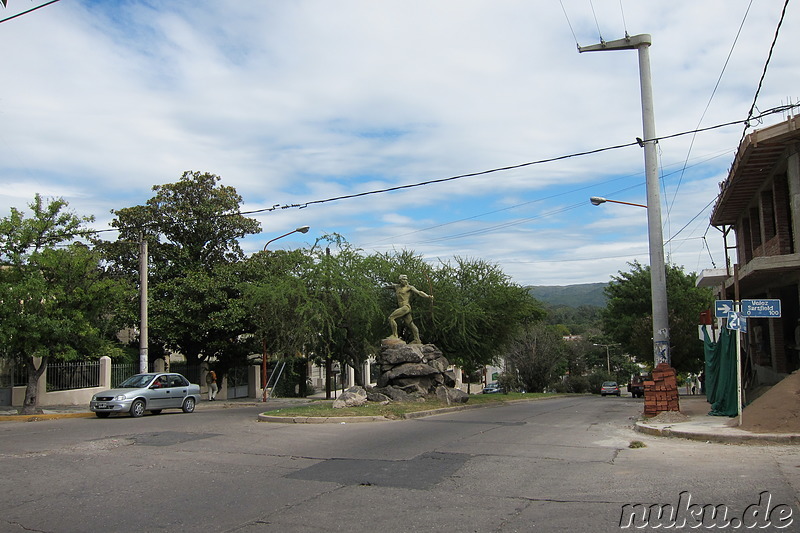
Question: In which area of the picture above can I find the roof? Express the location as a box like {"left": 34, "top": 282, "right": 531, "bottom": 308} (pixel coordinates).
{"left": 710, "top": 115, "right": 800, "bottom": 226}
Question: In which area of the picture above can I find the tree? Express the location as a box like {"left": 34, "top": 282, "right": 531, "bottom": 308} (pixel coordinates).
{"left": 601, "top": 261, "right": 713, "bottom": 373}
{"left": 502, "top": 323, "right": 567, "bottom": 393}
{"left": 417, "top": 256, "right": 545, "bottom": 379}
{"left": 102, "top": 171, "right": 261, "bottom": 376}
{"left": 0, "top": 195, "right": 130, "bottom": 414}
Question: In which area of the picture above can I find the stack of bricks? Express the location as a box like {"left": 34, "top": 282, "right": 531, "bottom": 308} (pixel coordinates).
{"left": 643, "top": 363, "right": 680, "bottom": 416}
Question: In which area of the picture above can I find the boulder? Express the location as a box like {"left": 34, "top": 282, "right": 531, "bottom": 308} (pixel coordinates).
{"left": 332, "top": 386, "right": 368, "bottom": 409}
{"left": 435, "top": 385, "right": 469, "bottom": 405}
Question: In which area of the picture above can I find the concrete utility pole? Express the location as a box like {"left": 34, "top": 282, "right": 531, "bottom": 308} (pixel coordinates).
{"left": 139, "top": 234, "right": 149, "bottom": 374}
{"left": 579, "top": 34, "right": 670, "bottom": 368}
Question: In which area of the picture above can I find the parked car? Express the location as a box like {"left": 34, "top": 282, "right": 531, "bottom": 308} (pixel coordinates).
{"left": 90, "top": 373, "right": 201, "bottom": 418}
{"left": 600, "top": 381, "right": 621, "bottom": 396}
{"left": 483, "top": 382, "right": 503, "bottom": 394}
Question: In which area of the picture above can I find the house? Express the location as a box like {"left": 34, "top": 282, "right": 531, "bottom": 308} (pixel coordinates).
{"left": 699, "top": 114, "right": 800, "bottom": 390}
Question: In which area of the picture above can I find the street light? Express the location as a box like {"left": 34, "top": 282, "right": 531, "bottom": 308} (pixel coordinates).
{"left": 263, "top": 225, "right": 310, "bottom": 251}
{"left": 260, "top": 225, "right": 310, "bottom": 401}
{"left": 594, "top": 343, "right": 620, "bottom": 374}
{"left": 579, "top": 34, "right": 671, "bottom": 370}
{"left": 590, "top": 196, "right": 647, "bottom": 209}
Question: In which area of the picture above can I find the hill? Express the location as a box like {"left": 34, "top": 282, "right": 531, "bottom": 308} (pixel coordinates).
{"left": 529, "top": 283, "right": 607, "bottom": 308}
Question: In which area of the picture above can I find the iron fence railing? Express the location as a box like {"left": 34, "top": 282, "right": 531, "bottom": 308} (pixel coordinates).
{"left": 112, "top": 362, "right": 138, "bottom": 387}
{"left": 46, "top": 361, "right": 100, "bottom": 392}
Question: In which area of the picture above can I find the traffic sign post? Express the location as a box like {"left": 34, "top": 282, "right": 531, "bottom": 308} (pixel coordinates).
{"left": 716, "top": 298, "right": 781, "bottom": 428}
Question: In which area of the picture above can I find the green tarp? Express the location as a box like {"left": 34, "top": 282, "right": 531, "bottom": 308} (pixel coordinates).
{"left": 703, "top": 325, "right": 739, "bottom": 417}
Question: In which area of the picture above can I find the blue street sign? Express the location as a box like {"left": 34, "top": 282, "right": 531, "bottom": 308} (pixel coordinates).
{"left": 741, "top": 299, "right": 781, "bottom": 318}
{"left": 714, "top": 300, "right": 734, "bottom": 318}
{"left": 727, "top": 311, "right": 747, "bottom": 332}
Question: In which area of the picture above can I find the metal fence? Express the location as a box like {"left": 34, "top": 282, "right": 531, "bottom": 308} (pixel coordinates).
{"left": 46, "top": 361, "right": 100, "bottom": 392}
{"left": 13, "top": 361, "right": 140, "bottom": 391}
{"left": 112, "top": 362, "right": 138, "bottom": 387}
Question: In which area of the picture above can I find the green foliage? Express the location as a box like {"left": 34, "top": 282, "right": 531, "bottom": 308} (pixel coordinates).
{"left": 0, "top": 196, "right": 132, "bottom": 412}
{"left": 102, "top": 171, "right": 262, "bottom": 370}
{"left": 422, "top": 256, "right": 545, "bottom": 375}
{"left": 502, "top": 323, "right": 567, "bottom": 393}
{"left": 601, "top": 261, "right": 713, "bottom": 373}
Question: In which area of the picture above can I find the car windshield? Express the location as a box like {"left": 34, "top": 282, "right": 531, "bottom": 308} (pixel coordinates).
{"left": 119, "top": 374, "right": 155, "bottom": 388}
{"left": 602, "top": 382, "right": 617, "bottom": 387}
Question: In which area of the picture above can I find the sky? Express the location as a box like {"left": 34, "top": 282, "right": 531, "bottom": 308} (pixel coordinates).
{"left": 1, "top": 0, "right": 798, "bottom": 287}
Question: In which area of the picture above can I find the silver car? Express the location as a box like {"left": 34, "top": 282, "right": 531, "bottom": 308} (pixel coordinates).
{"left": 90, "top": 373, "right": 201, "bottom": 418}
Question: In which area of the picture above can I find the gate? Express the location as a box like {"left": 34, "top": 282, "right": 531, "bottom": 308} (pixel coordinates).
{"left": 226, "top": 366, "right": 249, "bottom": 399}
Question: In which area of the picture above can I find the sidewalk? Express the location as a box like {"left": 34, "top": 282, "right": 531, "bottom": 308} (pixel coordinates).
{"left": 634, "top": 395, "right": 800, "bottom": 445}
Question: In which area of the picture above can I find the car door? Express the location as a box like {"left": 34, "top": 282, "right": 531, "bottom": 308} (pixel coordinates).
{"left": 147, "top": 375, "right": 172, "bottom": 409}
{"left": 164, "top": 374, "right": 189, "bottom": 408}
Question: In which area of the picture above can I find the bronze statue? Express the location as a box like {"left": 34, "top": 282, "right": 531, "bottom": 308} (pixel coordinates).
{"left": 385, "top": 274, "right": 433, "bottom": 344}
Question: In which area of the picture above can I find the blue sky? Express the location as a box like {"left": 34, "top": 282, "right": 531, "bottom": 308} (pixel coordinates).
{"left": 1, "top": 0, "right": 798, "bottom": 286}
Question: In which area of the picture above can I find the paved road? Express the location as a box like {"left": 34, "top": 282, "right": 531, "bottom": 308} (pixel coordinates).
{"left": 1, "top": 396, "right": 798, "bottom": 532}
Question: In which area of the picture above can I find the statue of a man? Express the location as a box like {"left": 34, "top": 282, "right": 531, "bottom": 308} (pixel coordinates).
{"left": 385, "top": 274, "right": 433, "bottom": 344}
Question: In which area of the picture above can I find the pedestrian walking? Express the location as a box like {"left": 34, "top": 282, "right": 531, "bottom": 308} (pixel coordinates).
{"left": 206, "top": 370, "right": 218, "bottom": 401}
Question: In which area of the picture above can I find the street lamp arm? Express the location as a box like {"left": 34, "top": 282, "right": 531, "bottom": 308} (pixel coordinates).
{"left": 263, "top": 225, "right": 310, "bottom": 251}
{"left": 590, "top": 197, "right": 647, "bottom": 209}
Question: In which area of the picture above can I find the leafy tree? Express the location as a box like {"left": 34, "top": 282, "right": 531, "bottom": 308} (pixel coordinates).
{"left": 0, "top": 195, "right": 131, "bottom": 414}
{"left": 502, "top": 323, "right": 567, "bottom": 393}
{"left": 422, "top": 256, "right": 545, "bottom": 378}
{"left": 102, "top": 171, "right": 261, "bottom": 376}
{"left": 601, "top": 261, "right": 713, "bottom": 373}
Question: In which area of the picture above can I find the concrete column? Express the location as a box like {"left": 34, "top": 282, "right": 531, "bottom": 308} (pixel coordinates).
{"left": 346, "top": 365, "right": 355, "bottom": 388}
{"left": 249, "top": 365, "right": 260, "bottom": 398}
{"left": 363, "top": 358, "right": 372, "bottom": 386}
{"left": 787, "top": 148, "right": 800, "bottom": 253}
{"left": 453, "top": 367, "right": 463, "bottom": 389}
{"left": 99, "top": 356, "right": 112, "bottom": 389}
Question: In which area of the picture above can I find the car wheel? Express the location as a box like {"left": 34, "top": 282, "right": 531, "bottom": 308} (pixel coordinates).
{"left": 130, "top": 399, "right": 146, "bottom": 418}
{"left": 95, "top": 412, "right": 110, "bottom": 418}
{"left": 601, "top": 393, "right": 606, "bottom": 396}
{"left": 616, "top": 392, "right": 621, "bottom": 396}
{"left": 182, "top": 397, "right": 196, "bottom": 413}
{"left": 150, "top": 409, "right": 162, "bottom": 415}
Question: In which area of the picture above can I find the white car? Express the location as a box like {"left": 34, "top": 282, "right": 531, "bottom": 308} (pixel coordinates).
{"left": 90, "top": 373, "right": 201, "bottom": 418}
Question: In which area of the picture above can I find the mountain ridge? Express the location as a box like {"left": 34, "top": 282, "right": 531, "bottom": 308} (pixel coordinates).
{"left": 528, "top": 282, "right": 607, "bottom": 308}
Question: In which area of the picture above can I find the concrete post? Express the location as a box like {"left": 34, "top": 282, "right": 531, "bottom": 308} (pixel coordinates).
{"left": 99, "top": 356, "right": 112, "bottom": 389}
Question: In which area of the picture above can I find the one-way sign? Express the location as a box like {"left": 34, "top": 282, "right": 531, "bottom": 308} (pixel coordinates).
{"left": 715, "top": 300, "right": 734, "bottom": 318}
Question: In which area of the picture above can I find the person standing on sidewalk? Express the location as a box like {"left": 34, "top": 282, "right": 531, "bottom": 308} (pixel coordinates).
{"left": 206, "top": 370, "right": 218, "bottom": 401}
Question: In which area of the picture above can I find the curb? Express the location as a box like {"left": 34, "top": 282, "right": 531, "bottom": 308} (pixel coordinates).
{"left": 257, "top": 395, "right": 559, "bottom": 423}
{"left": 0, "top": 412, "right": 94, "bottom": 422}
{"left": 634, "top": 422, "right": 800, "bottom": 445}
{"left": 258, "top": 414, "right": 391, "bottom": 423}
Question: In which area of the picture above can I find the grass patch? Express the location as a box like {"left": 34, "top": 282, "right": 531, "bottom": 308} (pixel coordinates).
{"left": 265, "top": 392, "right": 557, "bottom": 419}
{"left": 628, "top": 440, "right": 647, "bottom": 448}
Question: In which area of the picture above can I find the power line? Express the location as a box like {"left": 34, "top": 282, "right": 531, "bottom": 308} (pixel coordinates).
{"left": 0, "top": 0, "right": 61, "bottom": 24}
{"left": 739, "top": 0, "right": 791, "bottom": 146}
{"left": 26, "top": 104, "right": 800, "bottom": 242}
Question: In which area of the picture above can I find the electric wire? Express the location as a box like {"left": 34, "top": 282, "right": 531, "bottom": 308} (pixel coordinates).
{"left": 667, "top": 0, "right": 753, "bottom": 215}
{"left": 0, "top": 0, "right": 61, "bottom": 24}
{"left": 19, "top": 104, "right": 798, "bottom": 244}
{"left": 738, "top": 0, "right": 791, "bottom": 147}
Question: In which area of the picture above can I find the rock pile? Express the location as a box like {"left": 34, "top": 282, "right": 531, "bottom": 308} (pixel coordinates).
{"left": 331, "top": 340, "right": 469, "bottom": 408}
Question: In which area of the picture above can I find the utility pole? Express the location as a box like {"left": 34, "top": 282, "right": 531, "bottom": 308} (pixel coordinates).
{"left": 579, "top": 34, "right": 670, "bottom": 368}
{"left": 139, "top": 234, "right": 148, "bottom": 374}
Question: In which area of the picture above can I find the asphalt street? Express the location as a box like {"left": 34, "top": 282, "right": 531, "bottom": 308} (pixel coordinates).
{"left": 1, "top": 396, "right": 798, "bottom": 532}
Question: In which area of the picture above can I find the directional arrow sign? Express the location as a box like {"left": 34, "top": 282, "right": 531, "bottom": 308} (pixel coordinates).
{"left": 715, "top": 300, "right": 734, "bottom": 318}
{"left": 742, "top": 299, "right": 781, "bottom": 318}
